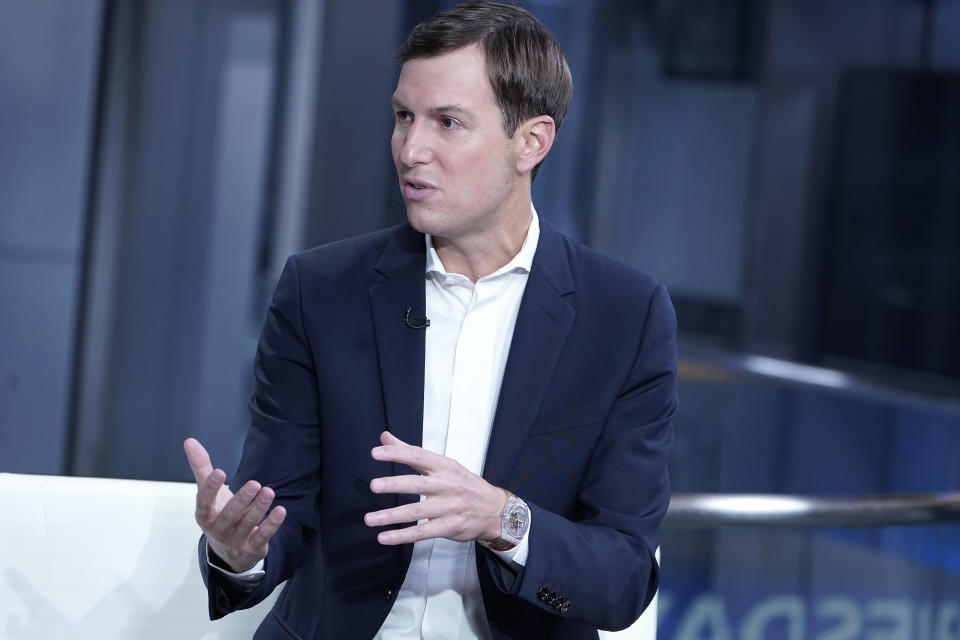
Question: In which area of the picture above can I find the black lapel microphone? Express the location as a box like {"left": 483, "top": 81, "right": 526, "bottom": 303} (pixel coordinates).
{"left": 404, "top": 306, "right": 430, "bottom": 329}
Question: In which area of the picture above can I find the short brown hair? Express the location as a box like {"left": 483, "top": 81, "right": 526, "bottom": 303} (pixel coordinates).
{"left": 397, "top": 1, "right": 573, "bottom": 179}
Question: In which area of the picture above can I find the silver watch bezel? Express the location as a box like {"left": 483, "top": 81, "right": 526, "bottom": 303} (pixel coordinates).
{"left": 499, "top": 495, "right": 529, "bottom": 546}
{"left": 478, "top": 494, "right": 530, "bottom": 551}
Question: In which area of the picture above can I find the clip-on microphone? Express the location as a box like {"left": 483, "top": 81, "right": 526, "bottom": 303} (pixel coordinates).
{"left": 404, "top": 306, "right": 430, "bottom": 329}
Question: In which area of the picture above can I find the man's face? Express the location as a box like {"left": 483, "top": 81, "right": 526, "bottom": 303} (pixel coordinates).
{"left": 391, "top": 44, "right": 522, "bottom": 242}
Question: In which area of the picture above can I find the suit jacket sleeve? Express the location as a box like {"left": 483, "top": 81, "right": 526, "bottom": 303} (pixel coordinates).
{"left": 479, "top": 283, "right": 676, "bottom": 632}
{"left": 199, "top": 254, "right": 324, "bottom": 619}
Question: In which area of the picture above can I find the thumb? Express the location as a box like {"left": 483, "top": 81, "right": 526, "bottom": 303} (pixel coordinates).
{"left": 183, "top": 437, "right": 215, "bottom": 484}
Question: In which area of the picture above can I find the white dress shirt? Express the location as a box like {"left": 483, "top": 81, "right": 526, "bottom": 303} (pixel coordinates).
{"left": 374, "top": 208, "right": 539, "bottom": 640}
{"left": 212, "top": 208, "right": 540, "bottom": 640}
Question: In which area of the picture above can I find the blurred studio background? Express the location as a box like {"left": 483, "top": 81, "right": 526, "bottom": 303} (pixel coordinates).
{"left": 2, "top": 0, "right": 960, "bottom": 637}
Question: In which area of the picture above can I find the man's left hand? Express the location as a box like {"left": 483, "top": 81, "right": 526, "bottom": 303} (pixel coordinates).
{"left": 364, "top": 431, "right": 507, "bottom": 545}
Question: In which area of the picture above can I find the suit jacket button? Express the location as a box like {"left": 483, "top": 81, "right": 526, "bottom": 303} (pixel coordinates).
{"left": 537, "top": 586, "right": 549, "bottom": 601}
{"left": 385, "top": 586, "right": 395, "bottom": 600}
{"left": 559, "top": 600, "right": 571, "bottom": 613}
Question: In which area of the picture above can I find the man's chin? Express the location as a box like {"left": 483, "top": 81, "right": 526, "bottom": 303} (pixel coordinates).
{"left": 405, "top": 207, "right": 445, "bottom": 235}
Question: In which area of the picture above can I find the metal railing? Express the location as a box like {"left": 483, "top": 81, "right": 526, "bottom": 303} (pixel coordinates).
{"left": 665, "top": 492, "right": 960, "bottom": 528}
{"left": 679, "top": 346, "right": 960, "bottom": 418}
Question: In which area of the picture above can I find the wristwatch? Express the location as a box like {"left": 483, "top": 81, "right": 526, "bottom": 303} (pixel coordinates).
{"left": 479, "top": 492, "right": 530, "bottom": 552}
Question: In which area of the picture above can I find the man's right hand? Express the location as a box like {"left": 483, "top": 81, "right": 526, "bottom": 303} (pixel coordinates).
{"left": 183, "top": 437, "right": 286, "bottom": 573}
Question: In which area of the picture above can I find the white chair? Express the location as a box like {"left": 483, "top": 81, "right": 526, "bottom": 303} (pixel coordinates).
{"left": 0, "top": 472, "right": 656, "bottom": 639}
{"left": 0, "top": 472, "right": 275, "bottom": 639}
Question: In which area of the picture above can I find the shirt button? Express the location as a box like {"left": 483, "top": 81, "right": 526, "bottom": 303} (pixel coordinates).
{"left": 385, "top": 586, "right": 395, "bottom": 600}
{"left": 537, "top": 586, "right": 549, "bottom": 601}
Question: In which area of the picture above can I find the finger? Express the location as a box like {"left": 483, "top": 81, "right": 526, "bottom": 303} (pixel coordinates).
{"left": 249, "top": 505, "right": 286, "bottom": 548}
{"left": 373, "top": 430, "right": 415, "bottom": 462}
{"left": 371, "top": 441, "right": 438, "bottom": 473}
{"left": 236, "top": 486, "right": 275, "bottom": 532}
{"left": 212, "top": 480, "right": 262, "bottom": 535}
{"left": 195, "top": 468, "right": 228, "bottom": 524}
{"left": 369, "top": 474, "right": 433, "bottom": 496}
{"left": 364, "top": 498, "right": 450, "bottom": 527}
{"left": 184, "top": 438, "right": 214, "bottom": 485}
{"left": 380, "top": 430, "right": 406, "bottom": 446}
{"left": 376, "top": 518, "right": 451, "bottom": 545}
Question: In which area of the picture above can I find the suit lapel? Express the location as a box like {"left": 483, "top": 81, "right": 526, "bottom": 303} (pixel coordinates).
{"left": 369, "top": 225, "right": 426, "bottom": 527}
{"left": 483, "top": 220, "right": 575, "bottom": 490}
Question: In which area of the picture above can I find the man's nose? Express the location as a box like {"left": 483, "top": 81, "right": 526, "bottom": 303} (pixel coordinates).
{"left": 398, "top": 121, "right": 433, "bottom": 167}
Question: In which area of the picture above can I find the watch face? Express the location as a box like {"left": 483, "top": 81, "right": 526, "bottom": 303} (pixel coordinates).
{"left": 505, "top": 502, "right": 529, "bottom": 538}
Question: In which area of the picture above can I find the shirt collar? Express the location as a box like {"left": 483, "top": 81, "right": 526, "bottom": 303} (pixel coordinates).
{"left": 425, "top": 205, "right": 540, "bottom": 279}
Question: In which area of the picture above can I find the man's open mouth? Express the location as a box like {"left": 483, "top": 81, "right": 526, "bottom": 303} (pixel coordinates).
{"left": 407, "top": 180, "right": 436, "bottom": 189}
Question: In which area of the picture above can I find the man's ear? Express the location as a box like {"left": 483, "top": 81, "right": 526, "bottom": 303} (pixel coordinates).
{"left": 515, "top": 116, "right": 556, "bottom": 175}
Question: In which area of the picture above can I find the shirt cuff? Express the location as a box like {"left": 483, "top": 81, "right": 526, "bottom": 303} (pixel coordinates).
{"left": 205, "top": 542, "right": 266, "bottom": 583}
{"left": 491, "top": 510, "right": 531, "bottom": 567}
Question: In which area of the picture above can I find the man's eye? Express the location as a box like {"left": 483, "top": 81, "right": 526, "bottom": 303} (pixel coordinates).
{"left": 439, "top": 116, "right": 461, "bottom": 130}
{"left": 394, "top": 111, "right": 412, "bottom": 123}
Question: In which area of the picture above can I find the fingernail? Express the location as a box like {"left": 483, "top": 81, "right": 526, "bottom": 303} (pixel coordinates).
{"left": 365, "top": 513, "right": 379, "bottom": 525}
{"left": 371, "top": 479, "right": 384, "bottom": 491}
{"left": 379, "top": 532, "right": 392, "bottom": 544}
{"left": 371, "top": 447, "right": 383, "bottom": 459}
{"left": 259, "top": 492, "right": 271, "bottom": 504}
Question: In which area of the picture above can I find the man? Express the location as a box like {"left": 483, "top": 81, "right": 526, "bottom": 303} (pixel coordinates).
{"left": 184, "top": 2, "right": 676, "bottom": 638}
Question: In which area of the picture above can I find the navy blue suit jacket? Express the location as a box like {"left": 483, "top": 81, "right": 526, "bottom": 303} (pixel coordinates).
{"left": 199, "top": 218, "right": 677, "bottom": 639}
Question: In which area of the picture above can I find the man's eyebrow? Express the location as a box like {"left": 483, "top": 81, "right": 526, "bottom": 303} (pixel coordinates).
{"left": 390, "top": 98, "right": 472, "bottom": 117}
{"left": 428, "top": 104, "right": 471, "bottom": 116}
